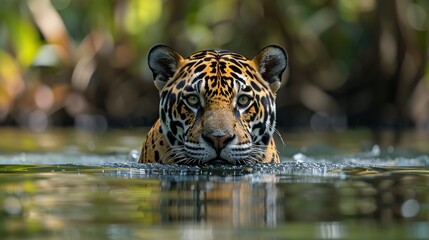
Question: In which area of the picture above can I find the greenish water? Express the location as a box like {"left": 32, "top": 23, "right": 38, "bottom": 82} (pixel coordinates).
{"left": 0, "top": 128, "right": 429, "bottom": 239}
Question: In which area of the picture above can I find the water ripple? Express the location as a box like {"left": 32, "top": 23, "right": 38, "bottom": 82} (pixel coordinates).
{"left": 0, "top": 146, "right": 428, "bottom": 178}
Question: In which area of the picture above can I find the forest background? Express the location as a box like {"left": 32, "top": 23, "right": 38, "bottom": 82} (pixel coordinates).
{"left": 0, "top": 0, "right": 428, "bottom": 145}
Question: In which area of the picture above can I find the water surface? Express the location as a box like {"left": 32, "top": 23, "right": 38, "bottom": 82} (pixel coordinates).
{"left": 0, "top": 128, "right": 428, "bottom": 239}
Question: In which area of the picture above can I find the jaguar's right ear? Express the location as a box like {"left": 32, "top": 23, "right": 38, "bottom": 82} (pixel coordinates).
{"left": 148, "top": 44, "right": 184, "bottom": 91}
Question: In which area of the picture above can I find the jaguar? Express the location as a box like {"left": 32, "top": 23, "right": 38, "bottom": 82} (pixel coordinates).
{"left": 139, "top": 44, "right": 287, "bottom": 165}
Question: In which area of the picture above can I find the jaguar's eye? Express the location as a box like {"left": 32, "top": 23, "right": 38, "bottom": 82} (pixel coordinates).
{"left": 237, "top": 95, "right": 252, "bottom": 108}
{"left": 185, "top": 94, "right": 200, "bottom": 107}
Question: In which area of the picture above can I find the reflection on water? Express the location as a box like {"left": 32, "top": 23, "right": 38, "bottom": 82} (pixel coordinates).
{"left": 155, "top": 177, "right": 280, "bottom": 226}
{"left": 1, "top": 164, "right": 429, "bottom": 239}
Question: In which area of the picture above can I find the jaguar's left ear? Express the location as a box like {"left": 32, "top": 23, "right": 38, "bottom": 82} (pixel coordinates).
{"left": 252, "top": 45, "right": 288, "bottom": 93}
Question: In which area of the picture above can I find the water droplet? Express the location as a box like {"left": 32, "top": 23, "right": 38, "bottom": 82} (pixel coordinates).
{"left": 370, "top": 145, "right": 380, "bottom": 157}
{"left": 128, "top": 150, "right": 140, "bottom": 162}
{"left": 293, "top": 153, "right": 306, "bottom": 163}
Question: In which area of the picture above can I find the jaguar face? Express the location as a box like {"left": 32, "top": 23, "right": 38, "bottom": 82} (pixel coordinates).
{"left": 141, "top": 45, "right": 287, "bottom": 165}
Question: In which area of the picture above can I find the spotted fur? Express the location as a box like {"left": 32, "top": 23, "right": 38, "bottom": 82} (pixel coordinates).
{"left": 140, "top": 45, "right": 288, "bottom": 165}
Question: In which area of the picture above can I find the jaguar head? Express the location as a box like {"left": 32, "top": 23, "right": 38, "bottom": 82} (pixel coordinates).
{"left": 148, "top": 45, "right": 287, "bottom": 164}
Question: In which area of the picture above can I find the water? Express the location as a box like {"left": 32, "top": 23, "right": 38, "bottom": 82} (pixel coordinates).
{"left": 0, "top": 128, "right": 428, "bottom": 239}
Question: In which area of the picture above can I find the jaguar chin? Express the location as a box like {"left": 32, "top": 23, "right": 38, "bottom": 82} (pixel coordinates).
{"left": 140, "top": 44, "right": 288, "bottom": 165}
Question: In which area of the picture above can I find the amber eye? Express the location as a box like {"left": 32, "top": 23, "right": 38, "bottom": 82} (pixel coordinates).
{"left": 237, "top": 95, "right": 252, "bottom": 108}
{"left": 185, "top": 94, "right": 200, "bottom": 107}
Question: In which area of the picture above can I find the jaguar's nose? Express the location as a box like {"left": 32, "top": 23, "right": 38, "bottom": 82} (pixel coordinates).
{"left": 202, "top": 131, "right": 235, "bottom": 151}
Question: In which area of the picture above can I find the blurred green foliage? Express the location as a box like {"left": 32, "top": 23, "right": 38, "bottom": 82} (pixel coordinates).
{"left": 0, "top": 0, "right": 428, "bottom": 142}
